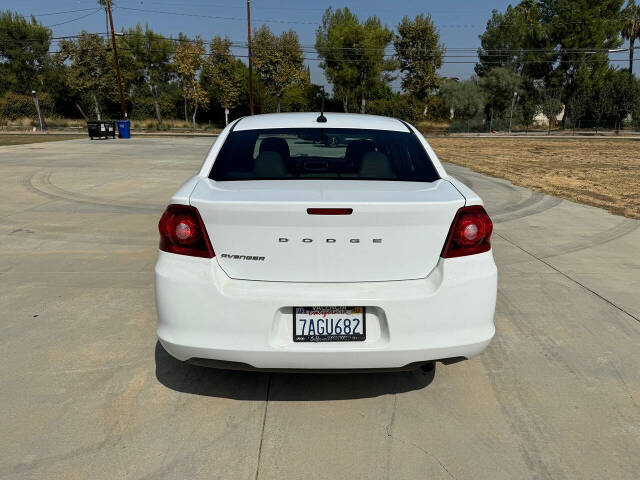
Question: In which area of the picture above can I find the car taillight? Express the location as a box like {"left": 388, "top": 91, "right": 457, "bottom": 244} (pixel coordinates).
{"left": 158, "top": 204, "right": 214, "bottom": 258}
{"left": 441, "top": 205, "right": 493, "bottom": 258}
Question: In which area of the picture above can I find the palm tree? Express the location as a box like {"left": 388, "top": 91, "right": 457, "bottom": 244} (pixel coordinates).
{"left": 622, "top": 0, "right": 640, "bottom": 74}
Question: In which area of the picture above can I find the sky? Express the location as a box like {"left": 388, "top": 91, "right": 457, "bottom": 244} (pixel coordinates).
{"left": 14, "top": 0, "right": 518, "bottom": 86}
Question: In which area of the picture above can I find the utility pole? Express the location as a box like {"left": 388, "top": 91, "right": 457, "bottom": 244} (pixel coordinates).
{"left": 509, "top": 91, "right": 518, "bottom": 135}
{"left": 247, "top": 0, "right": 254, "bottom": 115}
{"left": 106, "top": 0, "right": 127, "bottom": 119}
{"left": 104, "top": 4, "right": 109, "bottom": 37}
{"left": 32, "top": 90, "right": 46, "bottom": 132}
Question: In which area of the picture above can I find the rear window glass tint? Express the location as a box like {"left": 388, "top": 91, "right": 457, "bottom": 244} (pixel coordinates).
{"left": 210, "top": 128, "right": 440, "bottom": 182}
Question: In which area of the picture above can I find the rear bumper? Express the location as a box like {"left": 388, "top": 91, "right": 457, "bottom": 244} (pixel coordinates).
{"left": 155, "top": 251, "right": 497, "bottom": 369}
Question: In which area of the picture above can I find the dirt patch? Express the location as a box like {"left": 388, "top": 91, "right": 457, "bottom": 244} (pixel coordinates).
{"left": 0, "top": 134, "right": 84, "bottom": 147}
{"left": 429, "top": 137, "right": 640, "bottom": 219}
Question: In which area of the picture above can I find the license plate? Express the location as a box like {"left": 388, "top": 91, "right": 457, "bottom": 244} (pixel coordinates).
{"left": 293, "top": 306, "right": 365, "bottom": 342}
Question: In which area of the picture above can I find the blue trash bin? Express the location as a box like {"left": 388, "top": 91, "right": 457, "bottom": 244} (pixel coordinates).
{"left": 116, "top": 120, "right": 131, "bottom": 139}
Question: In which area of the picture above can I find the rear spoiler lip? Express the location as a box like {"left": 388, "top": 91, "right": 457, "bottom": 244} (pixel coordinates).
{"left": 444, "top": 177, "right": 484, "bottom": 208}
{"left": 444, "top": 178, "right": 468, "bottom": 206}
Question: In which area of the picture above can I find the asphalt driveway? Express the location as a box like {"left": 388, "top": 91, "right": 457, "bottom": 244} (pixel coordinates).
{"left": 1, "top": 137, "right": 638, "bottom": 479}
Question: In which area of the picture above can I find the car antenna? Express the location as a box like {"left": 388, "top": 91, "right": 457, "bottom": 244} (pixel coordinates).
{"left": 317, "top": 86, "right": 327, "bottom": 123}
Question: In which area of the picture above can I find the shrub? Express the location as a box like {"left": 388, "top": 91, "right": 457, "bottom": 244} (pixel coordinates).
{"left": 129, "top": 94, "right": 183, "bottom": 123}
{"left": 448, "top": 118, "right": 485, "bottom": 133}
{"left": 0, "top": 92, "right": 54, "bottom": 122}
{"left": 130, "top": 97, "right": 157, "bottom": 120}
{"left": 0, "top": 92, "right": 35, "bottom": 121}
{"left": 366, "top": 94, "right": 422, "bottom": 124}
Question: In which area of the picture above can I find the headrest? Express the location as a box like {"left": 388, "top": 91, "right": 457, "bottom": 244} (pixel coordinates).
{"left": 259, "top": 137, "right": 290, "bottom": 160}
{"left": 345, "top": 139, "right": 375, "bottom": 164}
{"left": 253, "top": 151, "right": 289, "bottom": 178}
{"left": 358, "top": 151, "right": 395, "bottom": 179}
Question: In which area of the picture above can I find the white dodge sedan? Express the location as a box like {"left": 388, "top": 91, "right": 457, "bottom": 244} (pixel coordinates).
{"left": 155, "top": 112, "right": 496, "bottom": 372}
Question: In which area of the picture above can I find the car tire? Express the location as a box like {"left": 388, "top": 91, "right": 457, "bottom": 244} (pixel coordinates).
{"left": 420, "top": 361, "right": 435, "bottom": 373}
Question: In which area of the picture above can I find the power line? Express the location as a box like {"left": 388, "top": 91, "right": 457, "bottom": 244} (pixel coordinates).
{"left": 43, "top": 9, "right": 103, "bottom": 28}
{"left": 3, "top": 26, "right": 637, "bottom": 56}
{"left": 111, "top": 5, "right": 628, "bottom": 29}
{"left": 108, "top": 0, "right": 629, "bottom": 20}
{"left": 6, "top": 44, "right": 637, "bottom": 66}
{"left": 3, "top": 35, "right": 633, "bottom": 59}
{"left": 17, "top": 8, "right": 101, "bottom": 18}
{"left": 114, "top": 6, "right": 318, "bottom": 25}
{"left": 111, "top": 31, "right": 634, "bottom": 56}
{"left": 8, "top": 3, "right": 632, "bottom": 32}
{"left": 2, "top": 32, "right": 635, "bottom": 65}
{"left": 2, "top": 22, "right": 637, "bottom": 63}
{"left": 5, "top": 30, "right": 630, "bottom": 56}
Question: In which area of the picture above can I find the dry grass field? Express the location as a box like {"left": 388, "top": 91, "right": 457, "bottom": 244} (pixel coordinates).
{"left": 429, "top": 137, "right": 640, "bottom": 219}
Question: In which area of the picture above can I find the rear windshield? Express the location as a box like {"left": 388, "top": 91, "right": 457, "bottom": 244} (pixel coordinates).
{"left": 209, "top": 128, "right": 440, "bottom": 182}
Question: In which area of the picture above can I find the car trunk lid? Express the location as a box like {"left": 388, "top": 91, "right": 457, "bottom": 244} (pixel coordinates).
{"left": 190, "top": 179, "right": 464, "bottom": 282}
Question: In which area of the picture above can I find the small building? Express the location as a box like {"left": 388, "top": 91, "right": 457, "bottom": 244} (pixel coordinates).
{"left": 533, "top": 105, "right": 565, "bottom": 126}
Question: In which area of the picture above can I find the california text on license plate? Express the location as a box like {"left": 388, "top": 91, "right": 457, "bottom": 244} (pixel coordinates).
{"left": 293, "top": 306, "right": 366, "bottom": 342}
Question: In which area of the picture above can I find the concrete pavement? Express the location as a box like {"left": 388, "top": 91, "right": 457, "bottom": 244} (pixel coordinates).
{"left": 1, "top": 137, "right": 638, "bottom": 479}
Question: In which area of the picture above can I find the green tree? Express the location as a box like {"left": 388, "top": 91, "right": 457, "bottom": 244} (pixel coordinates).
{"left": 622, "top": 0, "right": 640, "bottom": 73}
{"left": 316, "top": 7, "right": 395, "bottom": 113}
{"left": 539, "top": 86, "right": 563, "bottom": 134}
{"left": 277, "top": 68, "right": 322, "bottom": 112}
{"left": 118, "top": 25, "right": 175, "bottom": 124}
{"left": 41, "top": 56, "right": 76, "bottom": 119}
{"left": 252, "top": 26, "right": 304, "bottom": 113}
{"left": 174, "top": 35, "right": 207, "bottom": 128}
{"left": 204, "top": 36, "right": 244, "bottom": 124}
{"left": 608, "top": 69, "right": 639, "bottom": 132}
{"left": 439, "top": 79, "right": 485, "bottom": 121}
{"left": 590, "top": 80, "right": 612, "bottom": 134}
{"left": 476, "top": 1, "right": 550, "bottom": 80}
{"left": 58, "top": 32, "right": 112, "bottom": 120}
{"left": 520, "top": 94, "right": 539, "bottom": 133}
{"left": 566, "top": 90, "right": 588, "bottom": 133}
{"left": 479, "top": 67, "right": 523, "bottom": 123}
{"left": 394, "top": 14, "right": 444, "bottom": 104}
{"left": 475, "top": 2, "right": 550, "bottom": 129}
{"left": 633, "top": 87, "right": 640, "bottom": 129}
{"left": 478, "top": 0, "right": 626, "bottom": 129}
{"left": 366, "top": 93, "right": 423, "bottom": 123}
{"left": 0, "top": 11, "right": 52, "bottom": 94}
{"left": 540, "top": 0, "right": 625, "bottom": 127}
